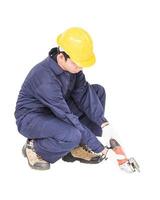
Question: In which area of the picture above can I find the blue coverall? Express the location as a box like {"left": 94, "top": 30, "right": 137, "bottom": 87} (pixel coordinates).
{"left": 14, "top": 56, "right": 108, "bottom": 163}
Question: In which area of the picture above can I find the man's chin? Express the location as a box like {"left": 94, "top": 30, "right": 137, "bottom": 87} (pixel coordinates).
{"left": 76, "top": 69, "right": 82, "bottom": 73}
{"left": 71, "top": 69, "right": 82, "bottom": 74}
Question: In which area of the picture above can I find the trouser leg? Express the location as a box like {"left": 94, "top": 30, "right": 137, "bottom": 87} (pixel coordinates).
{"left": 34, "top": 130, "right": 82, "bottom": 163}
{"left": 21, "top": 113, "right": 104, "bottom": 163}
{"left": 20, "top": 114, "right": 82, "bottom": 163}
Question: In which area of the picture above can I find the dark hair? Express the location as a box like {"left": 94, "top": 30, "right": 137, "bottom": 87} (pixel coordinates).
{"left": 49, "top": 47, "right": 70, "bottom": 62}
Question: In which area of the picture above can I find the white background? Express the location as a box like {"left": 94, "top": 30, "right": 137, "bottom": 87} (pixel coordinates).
{"left": 0, "top": 0, "right": 160, "bottom": 199}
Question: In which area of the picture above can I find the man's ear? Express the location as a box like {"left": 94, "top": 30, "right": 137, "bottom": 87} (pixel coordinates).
{"left": 57, "top": 53, "right": 65, "bottom": 61}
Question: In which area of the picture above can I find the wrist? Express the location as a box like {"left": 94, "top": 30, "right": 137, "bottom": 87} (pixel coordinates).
{"left": 101, "top": 121, "right": 109, "bottom": 128}
{"left": 100, "top": 147, "right": 109, "bottom": 156}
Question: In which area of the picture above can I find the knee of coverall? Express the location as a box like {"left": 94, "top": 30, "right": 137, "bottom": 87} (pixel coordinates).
{"left": 91, "top": 84, "right": 106, "bottom": 97}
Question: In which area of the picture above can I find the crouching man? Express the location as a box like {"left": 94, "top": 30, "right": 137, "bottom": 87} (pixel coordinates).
{"left": 14, "top": 27, "right": 110, "bottom": 170}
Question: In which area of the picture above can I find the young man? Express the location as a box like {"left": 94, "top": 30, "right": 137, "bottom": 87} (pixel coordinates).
{"left": 15, "top": 27, "right": 139, "bottom": 172}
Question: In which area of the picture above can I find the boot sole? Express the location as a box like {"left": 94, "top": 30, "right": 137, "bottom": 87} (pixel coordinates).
{"left": 62, "top": 152, "right": 105, "bottom": 164}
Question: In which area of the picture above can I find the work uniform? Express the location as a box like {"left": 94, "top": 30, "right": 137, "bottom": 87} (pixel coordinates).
{"left": 15, "top": 54, "right": 108, "bottom": 163}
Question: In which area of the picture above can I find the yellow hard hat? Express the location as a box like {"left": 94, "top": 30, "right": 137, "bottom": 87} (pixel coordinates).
{"left": 56, "top": 27, "right": 96, "bottom": 67}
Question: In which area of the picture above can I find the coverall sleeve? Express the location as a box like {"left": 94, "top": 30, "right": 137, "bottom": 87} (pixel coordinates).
{"left": 71, "top": 71, "right": 106, "bottom": 126}
{"left": 34, "top": 79, "right": 84, "bottom": 132}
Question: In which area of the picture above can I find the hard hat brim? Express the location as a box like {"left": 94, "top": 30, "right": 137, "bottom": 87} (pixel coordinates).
{"left": 72, "top": 53, "right": 96, "bottom": 68}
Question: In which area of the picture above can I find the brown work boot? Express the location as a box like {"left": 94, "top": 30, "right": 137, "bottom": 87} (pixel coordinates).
{"left": 62, "top": 145, "right": 107, "bottom": 164}
{"left": 22, "top": 139, "right": 50, "bottom": 170}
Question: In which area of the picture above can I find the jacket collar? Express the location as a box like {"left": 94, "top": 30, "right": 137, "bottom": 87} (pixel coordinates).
{"left": 46, "top": 56, "right": 64, "bottom": 75}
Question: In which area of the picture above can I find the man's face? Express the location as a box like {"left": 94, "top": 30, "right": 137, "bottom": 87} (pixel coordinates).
{"left": 57, "top": 53, "right": 82, "bottom": 74}
{"left": 64, "top": 58, "right": 82, "bottom": 74}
